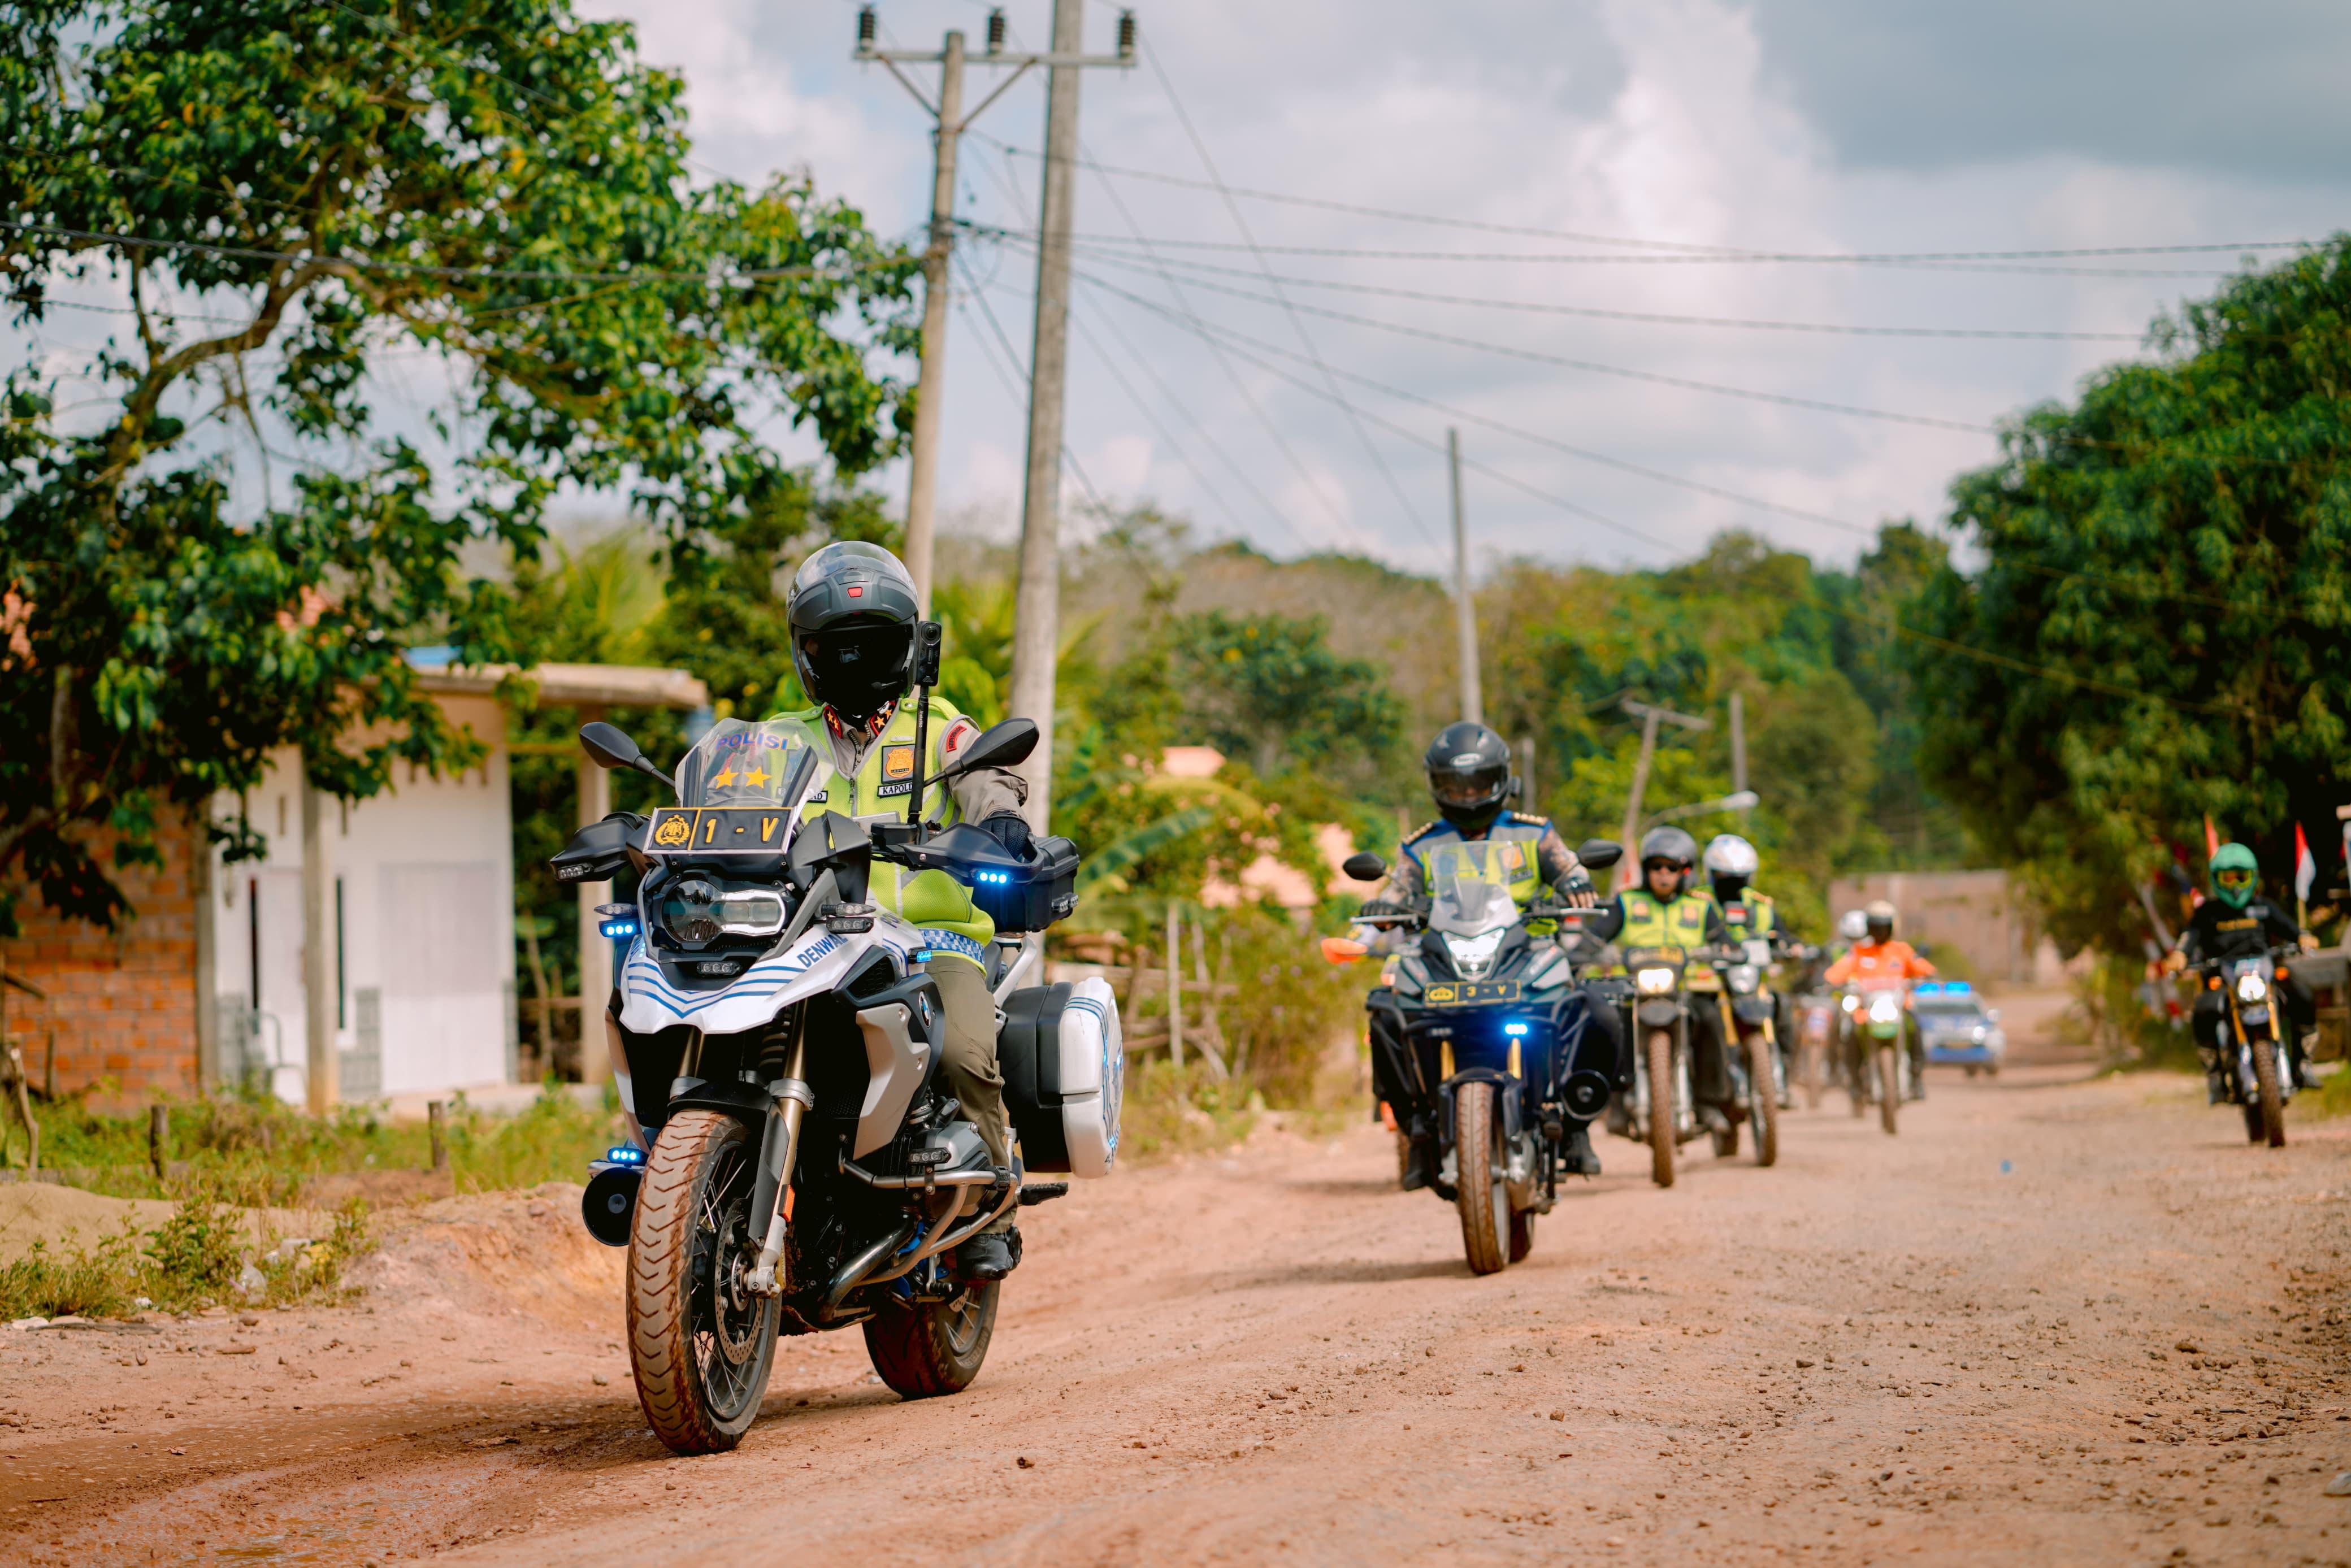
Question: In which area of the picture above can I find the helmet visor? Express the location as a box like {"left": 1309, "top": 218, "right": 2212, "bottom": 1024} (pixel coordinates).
{"left": 1428, "top": 759, "right": 1508, "bottom": 809}
{"left": 798, "top": 621, "right": 913, "bottom": 714}
{"left": 2214, "top": 867, "right": 2255, "bottom": 892}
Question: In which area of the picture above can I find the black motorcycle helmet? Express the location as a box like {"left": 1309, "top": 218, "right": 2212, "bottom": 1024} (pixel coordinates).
{"left": 1424, "top": 722, "right": 1515, "bottom": 834}
{"left": 786, "top": 542, "right": 921, "bottom": 725}
{"left": 1638, "top": 826, "right": 1700, "bottom": 896}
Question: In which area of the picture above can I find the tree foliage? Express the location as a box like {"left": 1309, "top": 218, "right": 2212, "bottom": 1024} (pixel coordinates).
{"left": 1911, "top": 238, "right": 2351, "bottom": 955}
{"left": 0, "top": 0, "right": 913, "bottom": 929}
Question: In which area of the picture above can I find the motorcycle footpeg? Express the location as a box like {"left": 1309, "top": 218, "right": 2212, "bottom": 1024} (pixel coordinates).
{"left": 1016, "top": 1182, "right": 1069, "bottom": 1208}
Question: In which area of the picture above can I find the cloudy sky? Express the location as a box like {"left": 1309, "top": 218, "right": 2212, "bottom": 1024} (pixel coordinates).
{"left": 563, "top": 0, "right": 2344, "bottom": 575}
{"left": 22, "top": 1, "right": 2342, "bottom": 577}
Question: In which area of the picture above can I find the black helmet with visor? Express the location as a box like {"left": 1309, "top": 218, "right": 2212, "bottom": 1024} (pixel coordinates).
{"left": 1638, "top": 825, "right": 1700, "bottom": 896}
{"left": 1424, "top": 722, "right": 1515, "bottom": 834}
{"left": 786, "top": 542, "right": 921, "bottom": 726}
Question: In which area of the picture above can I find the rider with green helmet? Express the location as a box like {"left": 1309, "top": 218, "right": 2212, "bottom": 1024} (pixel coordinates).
{"left": 2166, "top": 842, "right": 2320, "bottom": 1099}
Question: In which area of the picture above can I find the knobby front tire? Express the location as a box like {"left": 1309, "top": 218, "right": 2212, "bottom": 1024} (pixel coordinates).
{"left": 1876, "top": 1046, "right": 1901, "bottom": 1136}
{"left": 1749, "top": 1033, "right": 1780, "bottom": 1167}
{"left": 2251, "top": 1037, "right": 2288, "bottom": 1149}
{"left": 1647, "top": 1031, "right": 1677, "bottom": 1189}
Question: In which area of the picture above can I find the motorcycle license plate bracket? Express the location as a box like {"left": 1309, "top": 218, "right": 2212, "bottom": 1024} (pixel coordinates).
{"left": 645, "top": 805, "right": 796, "bottom": 854}
{"left": 1421, "top": 980, "right": 1524, "bottom": 1006}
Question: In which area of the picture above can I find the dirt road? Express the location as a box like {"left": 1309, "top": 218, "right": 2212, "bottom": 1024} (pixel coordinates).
{"left": 6, "top": 1026, "right": 2350, "bottom": 1566}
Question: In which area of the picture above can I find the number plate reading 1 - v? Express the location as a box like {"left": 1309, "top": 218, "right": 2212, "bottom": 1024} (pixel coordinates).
{"left": 1420, "top": 980, "right": 1525, "bottom": 1006}
{"left": 644, "top": 807, "right": 793, "bottom": 854}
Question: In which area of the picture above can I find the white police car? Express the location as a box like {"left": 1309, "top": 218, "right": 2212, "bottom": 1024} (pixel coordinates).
{"left": 1913, "top": 981, "right": 2006, "bottom": 1076}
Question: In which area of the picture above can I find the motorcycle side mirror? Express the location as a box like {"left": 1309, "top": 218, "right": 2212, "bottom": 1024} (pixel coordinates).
{"left": 1575, "top": 839, "right": 1624, "bottom": 870}
{"left": 935, "top": 716, "right": 1038, "bottom": 781}
{"left": 1341, "top": 851, "right": 1387, "bottom": 883}
{"left": 580, "top": 722, "right": 670, "bottom": 785}
{"left": 1320, "top": 936, "right": 1368, "bottom": 966}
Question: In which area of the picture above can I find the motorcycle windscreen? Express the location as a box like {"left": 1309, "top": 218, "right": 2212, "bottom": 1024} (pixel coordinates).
{"left": 1422, "top": 840, "right": 1524, "bottom": 939}
{"left": 673, "top": 718, "right": 822, "bottom": 812}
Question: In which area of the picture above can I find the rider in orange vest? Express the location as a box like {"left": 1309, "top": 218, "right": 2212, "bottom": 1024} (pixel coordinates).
{"left": 1822, "top": 900, "right": 1936, "bottom": 1098}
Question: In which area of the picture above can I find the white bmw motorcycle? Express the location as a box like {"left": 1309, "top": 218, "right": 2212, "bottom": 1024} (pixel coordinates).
{"left": 557, "top": 710, "right": 1120, "bottom": 1453}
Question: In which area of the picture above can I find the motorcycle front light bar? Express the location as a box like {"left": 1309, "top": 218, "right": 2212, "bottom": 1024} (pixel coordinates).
{"left": 2235, "top": 971, "right": 2269, "bottom": 1004}
{"left": 1634, "top": 966, "right": 1677, "bottom": 996}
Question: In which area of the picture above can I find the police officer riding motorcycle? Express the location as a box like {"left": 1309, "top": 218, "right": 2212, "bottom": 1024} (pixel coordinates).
{"left": 1359, "top": 723, "right": 1610, "bottom": 1185}
{"left": 1704, "top": 833, "right": 1799, "bottom": 1112}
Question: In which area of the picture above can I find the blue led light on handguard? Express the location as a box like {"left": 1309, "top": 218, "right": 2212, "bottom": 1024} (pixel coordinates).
{"left": 605, "top": 1144, "right": 645, "bottom": 1166}
{"left": 598, "top": 919, "right": 639, "bottom": 940}
{"left": 1503, "top": 1021, "right": 1529, "bottom": 1037}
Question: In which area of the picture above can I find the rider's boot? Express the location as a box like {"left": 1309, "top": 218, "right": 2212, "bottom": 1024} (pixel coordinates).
{"left": 2206, "top": 1072, "right": 2228, "bottom": 1105}
{"left": 956, "top": 1227, "right": 1022, "bottom": 1282}
{"left": 1697, "top": 1102, "right": 1732, "bottom": 1136}
{"left": 1563, "top": 1120, "right": 1602, "bottom": 1177}
{"left": 2296, "top": 1032, "right": 2321, "bottom": 1091}
{"left": 1400, "top": 1136, "right": 1438, "bottom": 1193}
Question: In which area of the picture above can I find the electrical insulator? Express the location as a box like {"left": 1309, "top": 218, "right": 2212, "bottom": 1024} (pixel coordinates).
{"left": 856, "top": 6, "right": 876, "bottom": 50}
{"left": 986, "top": 8, "right": 1006, "bottom": 53}
{"left": 1117, "top": 10, "right": 1137, "bottom": 58}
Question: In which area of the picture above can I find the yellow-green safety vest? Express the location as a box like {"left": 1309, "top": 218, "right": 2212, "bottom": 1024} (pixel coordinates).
{"left": 771, "top": 699, "right": 998, "bottom": 963}
{"left": 1405, "top": 816, "right": 1547, "bottom": 908}
{"left": 1720, "top": 891, "right": 1777, "bottom": 945}
{"left": 1616, "top": 888, "right": 1714, "bottom": 954}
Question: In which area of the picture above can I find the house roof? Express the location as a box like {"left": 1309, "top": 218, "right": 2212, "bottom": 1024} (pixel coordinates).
{"left": 410, "top": 659, "right": 708, "bottom": 710}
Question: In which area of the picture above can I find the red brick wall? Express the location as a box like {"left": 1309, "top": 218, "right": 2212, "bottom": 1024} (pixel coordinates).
{"left": 2, "top": 811, "right": 199, "bottom": 1108}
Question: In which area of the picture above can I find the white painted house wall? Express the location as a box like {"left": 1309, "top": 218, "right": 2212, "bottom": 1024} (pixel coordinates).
{"left": 208, "top": 693, "right": 515, "bottom": 1103}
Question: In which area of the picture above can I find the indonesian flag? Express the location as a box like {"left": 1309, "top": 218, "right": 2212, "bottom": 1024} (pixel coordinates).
{"left": 2296, "top": 822, "right": 2318, "bottom": 903}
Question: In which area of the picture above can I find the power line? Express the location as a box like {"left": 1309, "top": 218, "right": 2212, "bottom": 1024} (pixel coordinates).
{"left": 948, "top": 250, "right": 1107, "bottom": 517}
{"left": 1134, "top": 33, "right": 1438, "bottom": 553}
{"left": 991, "top": 141, "right": 2309, "bottom": 269}
{"left": 0, "top": 219, "right": 906, "bottom": 287}
{"left": 1001, "top": 230, "right": 1997, "bottom": 435}
{"left": 1075, "top": 267, "right": 2242, "bottom": 714}
{"left": 1068, "top": 262, "right": 1881, "bottom": 536}
{"left": 1000, "top": 232, "right": 2144, "bottom": 342}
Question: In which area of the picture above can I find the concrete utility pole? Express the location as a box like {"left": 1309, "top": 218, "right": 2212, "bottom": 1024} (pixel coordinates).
{"left": 1615, "top": 698, "right": 1711, "bottom": 892}
{"left": 1728, "top": 690, "right": 1749, "bottom": 828}
{"left": 1005, "top": 2, "right": 1137, "bottom": 830}
{"left": 855, "top": 8, "right": 1102, "bottom": 613}
{"left": 1448, "top": 427, "right": 1482, "bottom": 726}
{"left": 300, "top": 777, "right": 337, "bottom": 1114}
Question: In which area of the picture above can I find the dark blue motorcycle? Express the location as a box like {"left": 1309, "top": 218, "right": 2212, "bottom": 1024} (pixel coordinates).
{"left": 1329, "top": 837, "right": 1623, "bottom": 1275}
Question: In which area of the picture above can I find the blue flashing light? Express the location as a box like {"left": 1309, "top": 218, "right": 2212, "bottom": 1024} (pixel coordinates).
{"left": 605, "top": 1144, "right": 646, "bottom": 1166}
{"left": 1915, "top": 980, "right": 1972, "bottom": 996}
{"left": 974, "top": 869, "right": 1015, "bottom": 885}
{"left": 600, "top": 919, "right": 640, "bottom": 940}
{"left": 1503, "top": 1021, "right": 1530, "bottom": 1037}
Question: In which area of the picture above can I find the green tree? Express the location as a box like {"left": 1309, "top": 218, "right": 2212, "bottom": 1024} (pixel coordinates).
{"left": 1172, "top": 609, "right": 1406, "bottom": 779}
{"left": 1911, "top": 237, "right": 2351, "bottom": 955}
{"left": 0, "top": 0, "right": 913, "bottom": 929}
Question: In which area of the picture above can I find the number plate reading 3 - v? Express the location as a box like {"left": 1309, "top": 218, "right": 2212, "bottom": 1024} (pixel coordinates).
{"left": 1421, "top": 980, "right": 1524, "bottom": 1006}
{"left": 645, "top": 806, "right": 792, "bottom": 854}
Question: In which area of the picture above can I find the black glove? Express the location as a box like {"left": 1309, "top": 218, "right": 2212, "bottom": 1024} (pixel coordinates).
{"left": 978, "top": 811, "right": 1035, "bottom": 862}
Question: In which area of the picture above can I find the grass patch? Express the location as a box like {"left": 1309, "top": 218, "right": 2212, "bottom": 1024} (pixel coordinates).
{"left": 0, "top": 1177, "right": 374, "bottom": 1321}
{"left": 6, "top": 1079, "right": 627, "bottom": 1202}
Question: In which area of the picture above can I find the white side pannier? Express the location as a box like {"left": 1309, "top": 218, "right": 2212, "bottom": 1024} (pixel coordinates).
{"left": 998, "top": 977, "right": 1123, "bottom": 1178}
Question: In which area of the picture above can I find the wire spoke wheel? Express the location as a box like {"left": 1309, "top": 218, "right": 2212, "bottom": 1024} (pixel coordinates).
{"left": 1749, "top": 1032, "right": 1780, "bottom": 1167}
{"left": 628, "top": 1110, "right": 780, "bottom": 1454}
{"left": 2251, "top": 1036, "right": 2288, "bottom": 1149}
{"left": 1647, "top": 1031, "right": 1677, "bottom": 1188}
{"left": 1454, "top": 1080, "right": 1510, "bottom": 1274}
{"left": 1877, "top": 1045, "right": 1901, "bottom": 1136}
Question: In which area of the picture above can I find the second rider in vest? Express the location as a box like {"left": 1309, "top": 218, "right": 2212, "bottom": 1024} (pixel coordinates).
{"left": 1583, "top": 827, "right": 1736, "bottom": 1133}
{"left": 778, "top": 542, "right": 1035, "bottom": 1282}
{"left": 1361, "top": 723, "right": 1608, "bottom": 1182}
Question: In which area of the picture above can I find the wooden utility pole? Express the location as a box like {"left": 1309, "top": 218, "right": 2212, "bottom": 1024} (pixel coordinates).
{"left": 1728, "top": 690, "right": 1749, "bottom": 828}
{"left": 575, "top": 704, "right": 611, "bottom": 1083}
{"left": 1448, "top": 428, "right": 1482, "bottom": 726}
{"left": 1164, "top": 901, "right": 1183, "bottom": 1067}
{"left": 854, "top": 10, "right": 1090, "bottom": 613}
{"left": 300, "top": 776, "right": 337, "bottom": 1114}
{"left": 1615, "top": 698, "right": 1711, "bottom": 891}
{"left": 1005, "top": 3, "right": 1137, "bottom": 830}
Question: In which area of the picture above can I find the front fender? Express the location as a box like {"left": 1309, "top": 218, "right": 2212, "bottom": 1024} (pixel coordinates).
{"left": 615, "top": 922, "right": 920, "bottom": 1035}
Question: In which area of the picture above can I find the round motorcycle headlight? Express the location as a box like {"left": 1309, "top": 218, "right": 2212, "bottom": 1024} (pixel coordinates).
{"left": 1840, "top": 993, "right": 1860, "bottom": 1014}
{"left": 1635, "top": 966, "right": 1677, "bottom": 996}
{"left": 661, "top": 876, "right": 723, "bottom": 946}
{"left": 1727, "top": 963, "right": 1760, "bottom": 994}
{"left": 2235, "top": 971, "right": 2268, "bottom": 1004}
{"left": 1867, "top": 992, "right": 1902, "bottom": 1024}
